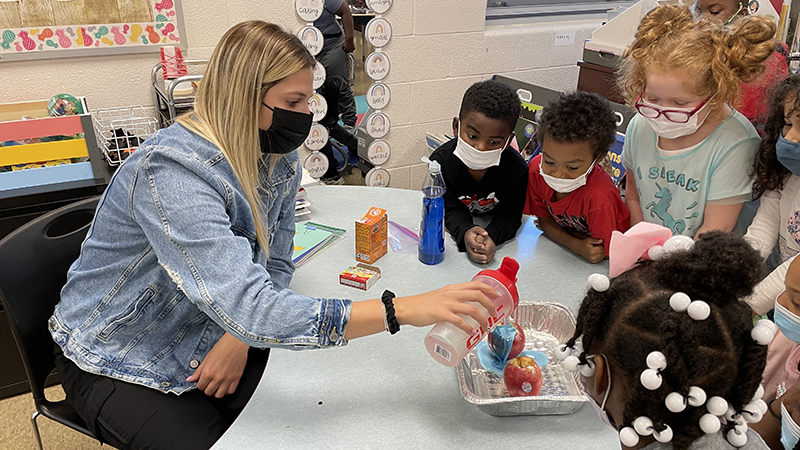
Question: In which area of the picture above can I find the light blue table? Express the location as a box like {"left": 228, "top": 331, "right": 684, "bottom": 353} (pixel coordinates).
{"left": 212, "top": 185, "right": 619, "bottom": 449}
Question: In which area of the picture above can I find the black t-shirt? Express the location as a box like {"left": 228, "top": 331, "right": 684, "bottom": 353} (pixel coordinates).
{"left": 429, "top": 138, "right": 528, "bottom": 252}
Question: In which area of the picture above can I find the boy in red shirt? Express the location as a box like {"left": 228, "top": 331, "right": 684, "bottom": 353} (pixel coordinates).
{"left": 524, "top": 91, "right": 630, "bottom": 263}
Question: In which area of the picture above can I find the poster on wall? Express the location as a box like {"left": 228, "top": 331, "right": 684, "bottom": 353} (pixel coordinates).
{"left": 0, "top": 0, "right": 185, "bottom": 61}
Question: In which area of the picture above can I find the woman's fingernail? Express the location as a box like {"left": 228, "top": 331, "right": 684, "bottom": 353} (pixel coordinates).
{"left": 186, "top": 376, "right": 193, "bottom": 382}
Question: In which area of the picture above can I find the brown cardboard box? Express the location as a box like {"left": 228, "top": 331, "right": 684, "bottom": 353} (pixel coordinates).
{"left": 355, "top": 207, "right": 387, "bottom": 263}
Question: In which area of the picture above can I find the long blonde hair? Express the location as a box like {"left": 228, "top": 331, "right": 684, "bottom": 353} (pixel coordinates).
{"left": 178, "top": 21, "right": 315, "bottom": 256}
{"left": 617, "top": 5, "right": 776, "bottom": 112}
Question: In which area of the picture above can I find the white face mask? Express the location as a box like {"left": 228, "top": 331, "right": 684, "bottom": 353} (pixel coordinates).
{"left": 539, "top": 159, "right": 596, "bottom": 194}
{"left": 640, "top": 99, "right": 712, "bottom": 139}
{"left": 453, "top": 126, "right": 509, "bottom": 170}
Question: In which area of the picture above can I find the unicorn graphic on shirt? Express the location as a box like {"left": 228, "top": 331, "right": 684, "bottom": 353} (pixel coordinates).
{"left": 646, "top": 183, "right": 686, "bottom": 235}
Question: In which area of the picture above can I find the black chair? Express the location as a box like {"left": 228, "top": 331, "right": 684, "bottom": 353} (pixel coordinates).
{"left": 0, "top": 196, "right": 100, "bottom": 450}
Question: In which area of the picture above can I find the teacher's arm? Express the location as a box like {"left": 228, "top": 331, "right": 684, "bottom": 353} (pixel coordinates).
{"left": 336, "top": 2, "right": 355, "bottom": 53}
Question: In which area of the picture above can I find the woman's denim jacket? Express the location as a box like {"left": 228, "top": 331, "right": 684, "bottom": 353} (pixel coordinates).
{"left": 50, "top": 124, "right": 351, "bottom": 394}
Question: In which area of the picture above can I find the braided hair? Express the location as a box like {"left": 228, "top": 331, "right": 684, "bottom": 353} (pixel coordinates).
{"left": 566, "top": 232, "right": 766, "bottom": 450}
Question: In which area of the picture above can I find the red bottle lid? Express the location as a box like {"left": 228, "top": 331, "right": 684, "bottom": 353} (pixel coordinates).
{"left": 476, "top": 257, "right": 520, "bottom": 308}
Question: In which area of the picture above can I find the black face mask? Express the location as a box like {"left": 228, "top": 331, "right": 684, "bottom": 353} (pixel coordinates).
{"left": 259, "top": 103, "right": 313, "bottom": 154}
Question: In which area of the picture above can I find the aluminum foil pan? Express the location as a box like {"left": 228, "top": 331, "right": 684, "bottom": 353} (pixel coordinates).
{"left": 456, "top": 301, "right": 588, "bottom": 416}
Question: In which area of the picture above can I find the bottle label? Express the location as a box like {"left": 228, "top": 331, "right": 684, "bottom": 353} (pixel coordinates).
{"left": 434, "top": 344, "right": 452, "bottom": 362}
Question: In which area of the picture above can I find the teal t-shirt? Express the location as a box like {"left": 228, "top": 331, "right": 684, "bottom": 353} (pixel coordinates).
{"left": 622, "top": 110, "right": 759, "bottom": 237}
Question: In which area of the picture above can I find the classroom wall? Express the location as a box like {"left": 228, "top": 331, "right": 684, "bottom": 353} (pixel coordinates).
{"left": 0, "top": 0, "right": 602, "bottom": 189}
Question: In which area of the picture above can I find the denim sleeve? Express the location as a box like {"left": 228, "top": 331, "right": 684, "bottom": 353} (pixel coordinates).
{"left": 130, "top": 147, "right": 351, "bottom": 349}
{"left": 264, "top": 158, "right": 302, "bottom": 291}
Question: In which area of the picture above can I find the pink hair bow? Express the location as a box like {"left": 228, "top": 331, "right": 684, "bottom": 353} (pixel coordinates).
{"left": 608, "top": 222, "right": 674, "bottom": 277}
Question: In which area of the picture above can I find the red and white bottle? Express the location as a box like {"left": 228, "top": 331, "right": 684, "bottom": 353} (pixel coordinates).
{"left": 424, "top": 257, "right": 520, "bottom": 367}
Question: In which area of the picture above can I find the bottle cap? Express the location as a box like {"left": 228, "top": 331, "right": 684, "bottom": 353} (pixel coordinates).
{"left": 428, "top": 160, "right": 441, "bottom": 173}
{"left": 476, "top": 257, "right": 520, "bottom": 308}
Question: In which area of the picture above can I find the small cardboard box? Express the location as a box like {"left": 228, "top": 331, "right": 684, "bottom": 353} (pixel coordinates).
{"left": 339, "top": 264, "right": 381, "bottom": 290}
{"left": 355, "top": 207, "right": 387, "bottom": 263}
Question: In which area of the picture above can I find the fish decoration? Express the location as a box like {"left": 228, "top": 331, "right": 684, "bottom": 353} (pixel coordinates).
{"left": 66, "top": 27, "right": 75, "bottom": 37}
{"left": 166, "top": 10, "right": 175, "bottom": 17}
{"left": 55, "top": 29, "right": 71, "bottom": 48}
{"left": 19, "top": 31, "right": 36, "bottom": 50}
{"left": 30, "top": 29, "right": 39, "bottom": 35}
{"left": 38, "top": 28, "right": 53, "bottom": 41}
{"left": 168, "top": 33, "right": 179, "bottom": 42}
{"left": 145, "top": 25, "right": 159, "bottom": 43}
{"left": 141, "top": 35, "right": 148, "bottom": 44}
{"left": 101, "top": 36, "right": 113, "bottom": 46}
{"left": 94, "top": 26, "right": 108, "bottom": 40}
{"left": 1, "top": 30, "right": 15, "bottom": 50}
{"left": 129, "top": 24, "right": 142, "bottom": 43}
{"left": 46, "top": 39, "right": 59, "bottom": 49}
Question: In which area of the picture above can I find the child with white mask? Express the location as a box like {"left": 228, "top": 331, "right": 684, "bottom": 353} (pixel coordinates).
{"left": 619, "top": 6, "right": 776, "bottom": 238}
{"left": 560, "top": 230, "right": 771, "bottom": 449}
{"left": 429, "top": 80, "right": 528, "bottom": 264}
{"left": 524, "top": 91, "right": 630, "bottom": 263}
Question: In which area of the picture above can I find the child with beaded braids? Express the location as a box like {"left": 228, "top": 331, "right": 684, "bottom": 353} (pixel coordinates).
{"left": 619, "top": 6, "right": 777, "bottom": 237}
{"left": 557, "top": 231, "right": 773, "bottom": 449}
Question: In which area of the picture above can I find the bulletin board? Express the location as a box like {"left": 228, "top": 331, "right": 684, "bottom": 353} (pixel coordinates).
{"left": 0, "top": 0, "right": 185, "bottom": 61}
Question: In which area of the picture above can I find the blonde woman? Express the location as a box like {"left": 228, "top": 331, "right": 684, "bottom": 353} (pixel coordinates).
{"left": 50, "top": 21, "right": 497, "bottom": 450}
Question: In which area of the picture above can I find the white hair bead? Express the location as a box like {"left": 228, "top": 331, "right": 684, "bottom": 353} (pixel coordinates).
{"left": 633, "top": 416, "right": 654, "bottom": 436}
{"left": 588, "top": 273, "right": 610, "bottom": 292}
{"left": 665, "top": 392, "right": 687, "bottom": 413}
{"left": 669, "top": 292, "right": 691, "bottom": 312}
{"left": 724, "top": 404, "right": 740, "bottom": 422}
{"left": 699, "top": 413, "right": 721, "bottom": 434}
{"left": 563, "top": 355, "right": 581, "bottom": 373}
{"left": 741, "top": 402, "right": 763, "bottom": 423}
{"left": 734, "top": 418, "right": 748, "bottom": 434}
{"left": 688, "top": 386, "right": 707, "bottom": 407}
{"left": 687, "top": 301, "right": 711, "bottom": 321}
{"left": 653, "top": 424, "right": 673, "bottom": 443}
{"left": 646, "top": 351, "right": 667, "bottom": 371}
{"left": 727, "top": 428, "right": 748, "bottom": 447}
{"left": 753, "top": 384, "right": 765, "bottom": 402}
{"left": 640, "top": 369, "right": 662, "bottom": 390}
{"left": 555, "top": 344, "right": 572, "bottom": 362}
{"left": 663, "top": 235, "right": 694, "bottom": 254}
{"left": 648, "top": 245, "right": 665, "bottom": 261}
{"left": 574, "top": 339, "right": 585, "bottom": 355}
{"left": 619, "top": 427, "right": 639, "bottom": 447}
{"left": 751, "top": 324, "right": 775, "bottom": 346}
{"left": 707, "top": 396, "right": 728, "bottom": 416}
{"left": 579, "top": 359, "right": 596, "bottom": 377}
{"left": 756, "top": 320, "right": 777, "bottom": 335}
{"left": 755, "top": 399, "right": 768, "bottom": 416}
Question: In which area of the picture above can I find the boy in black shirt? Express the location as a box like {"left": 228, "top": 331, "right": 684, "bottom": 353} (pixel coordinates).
{"left": 430, "top": 80, "right": 528, "bottom": 264}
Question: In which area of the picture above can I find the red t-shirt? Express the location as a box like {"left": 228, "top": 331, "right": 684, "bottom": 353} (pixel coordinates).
{"left": 524, "top": 154, "right": 630, "bottom": 255}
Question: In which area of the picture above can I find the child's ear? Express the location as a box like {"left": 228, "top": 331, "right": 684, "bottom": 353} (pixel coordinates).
{"left": 593, "top": 354, "right": 610, "bottom": 395}
{"left": 452, "top": 117, "right": 459, "bottom": 137}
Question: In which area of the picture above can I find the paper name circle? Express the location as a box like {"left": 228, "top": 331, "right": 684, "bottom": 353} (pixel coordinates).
{"left": 304, "top": 151, "right": 329, "bottom": 179}
{"left": 366, "top": 82, "right": 391, "bottom": 110}
{"left": 366, "top": 0, "right": 392, "bottom": 14}
{"left": 308, "top": 93, "right": 328, "bottom": 122}
{"left": 365, "top": 112, "right": 390, "bottom": 138}
{"left": 297, "top": 26, "right": 323, "bottom": 56}
{"left": 365, "top": 18, "right": 392, "bottom": 48}
{"left": 365, "top": 167, "right": 391, "bottom": 187}
{"left": 305, "top": 123, "right": 329, "bottom": 151}
{"left": 313, "top": 62, "right": 326, "bottom": 90}
{"left": 295, "top": 0, "right": 324, "bottom": 21}
{"left": 365, "top": 52, "right": 390, "bottom": 81}
{"left": 367, "top": 140, "right": 391, "bottom": 166}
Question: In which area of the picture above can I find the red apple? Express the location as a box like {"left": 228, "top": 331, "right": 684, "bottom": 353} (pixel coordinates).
{"left": 503, "top": 356, "right": 543, "bottom": 397}
{"left": 488, "top": 323, "right": 526, "bottom": 360}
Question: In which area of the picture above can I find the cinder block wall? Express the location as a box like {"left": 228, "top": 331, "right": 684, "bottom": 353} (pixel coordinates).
{"left": 0, "top": 0, "right": 602, "bottom": 189}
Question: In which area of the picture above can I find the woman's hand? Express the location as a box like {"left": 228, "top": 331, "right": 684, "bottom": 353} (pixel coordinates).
{"left": 394, "top": 281, "right": 500, "bottom": 334}
{"left": 186, "top": 332, "right": 249, "bottom": 398}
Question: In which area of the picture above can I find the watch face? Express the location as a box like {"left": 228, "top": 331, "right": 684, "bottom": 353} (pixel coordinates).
{"left": 365, "top": 112, "right": 390, "bottom": 139}
{"left": 304, "top": 123, "right": 329, "bottom": 151}
{"left": 365, "top": 52, "right": 390, "bottom": 81}
{"left": 365, "top": 167, "right": 390, "bottom": 187}
{"left": 365, "top": 17, "right": 392, "bottom": 48}
{"left": 366, "top": 0, "right": 392, "bottom": 14}
{"left": 366, "top": 82, "right": 391, "bottom": 110}
{"left": 312, "top": 62, "right": 326, "bottom": 90}
{"left": 367, "top": 139, "right": 390, "bottom": 166}
{"left": 296, "top": 26, "right": 323, "bottom": 56}
{"left": 304, "top": 151, "right": 329, "bottom": 179}
{"left": 308, "top": 93, "right": 328, "bottom": 122}
{"left": 295, "top": 0, "right": 324, "bottom": 21}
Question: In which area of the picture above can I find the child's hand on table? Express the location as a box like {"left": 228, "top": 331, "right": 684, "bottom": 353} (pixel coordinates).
{"left": 187, "top": 332, "right": 249, "bottom": 398}
{"left": 465, "top": 226, "right": 495, "bottom": 264}
{"left": 575, "top": 236, "right": 605, "bottom": 264}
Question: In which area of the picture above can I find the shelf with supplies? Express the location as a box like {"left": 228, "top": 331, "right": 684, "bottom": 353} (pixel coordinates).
{"left": 151, "top": 59, "right": 207, "bottom": 128}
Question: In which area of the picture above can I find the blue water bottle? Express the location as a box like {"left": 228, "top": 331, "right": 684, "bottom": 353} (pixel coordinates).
{"left": 419, "top": 160, "right": 445, "bottom": 265}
